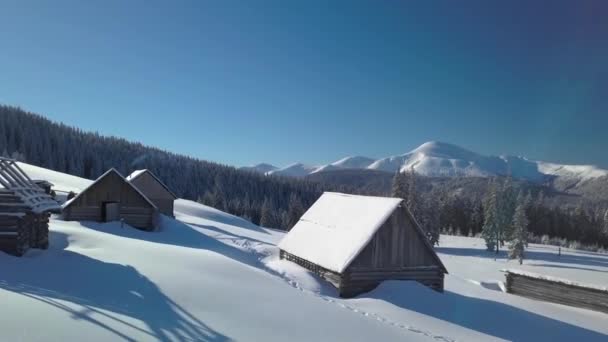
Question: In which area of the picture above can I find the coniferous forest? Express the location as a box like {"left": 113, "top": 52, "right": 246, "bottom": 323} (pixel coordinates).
{"left": 0, "top": 105, "right": 350, "bottom": 229}
{"left": 1, "top": 104, "right": 607, "bottom": 251}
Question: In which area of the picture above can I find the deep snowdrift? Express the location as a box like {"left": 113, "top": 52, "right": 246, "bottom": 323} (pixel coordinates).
{"left": 0, "top": 163, "right": 607, "bottom": 341}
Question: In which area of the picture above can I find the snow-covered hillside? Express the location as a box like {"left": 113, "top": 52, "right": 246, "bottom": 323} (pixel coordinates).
{"left": 259, "top": 141, "right": 608, "bottom": 184}
{"left": 1, "top": 163, "right": 607, "bottom": 341}
{"left": 239, "top": 163, "right": 278, "bottom": 174}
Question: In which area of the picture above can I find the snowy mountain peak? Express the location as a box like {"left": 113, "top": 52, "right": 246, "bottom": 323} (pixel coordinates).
{"left": 240, "top": 163, "right": 279, "bottom": 174}
{"left": 259, "top": 141, "right": 608, "bottom": 183}
{"left": 330, "top": 156, "right": 375, "bottom": 169}
{"left": 266, "top": 163, "right": 320, "bottom": 177}
{"left": 409, "top": 141, "right": 481, "bottom": 161}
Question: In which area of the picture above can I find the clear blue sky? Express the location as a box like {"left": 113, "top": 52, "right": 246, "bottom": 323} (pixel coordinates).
{"left": 1, "top": 1, "right": 607, "bottom": 167}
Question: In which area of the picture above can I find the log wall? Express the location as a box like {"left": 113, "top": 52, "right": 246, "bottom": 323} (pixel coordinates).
{"left": 505, "top": 272, "right": 608, "bottom": 314}
{"left": 0, "top": 212, "right": 50, "bottom": 256}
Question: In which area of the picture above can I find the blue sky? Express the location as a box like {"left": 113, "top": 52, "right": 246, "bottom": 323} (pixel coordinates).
{"left": 1, "top": 1, "right": 607, "bottom": 167}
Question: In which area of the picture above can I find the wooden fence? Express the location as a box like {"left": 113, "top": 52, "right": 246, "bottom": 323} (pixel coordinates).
{"left": 505, "top": 270, "right": 608, "bottom": 314}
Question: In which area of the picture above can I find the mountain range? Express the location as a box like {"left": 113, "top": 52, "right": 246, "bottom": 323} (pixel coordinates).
{"left": 242, "top": 141, "right": 608, "bottom": 185}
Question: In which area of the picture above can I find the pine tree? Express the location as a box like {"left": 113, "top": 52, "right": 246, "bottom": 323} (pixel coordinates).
{"left": 260, "top": 198, "right": 278, "bottom": 228}
{"left": 287, "top": 194, "right": 305, "bottom": 230}
{"left": 406, "top": 168, "right": 420, "bottom": 218}
{"left": 509, "top": 192, "right": 529, "bottom": 264}
{"left": 482, "top": 179, "right": 499, "bottom": 252}
{"left": 602, "top": 209, "right": 608, "bottom": 237}
{"left": 499, "top": 177, "right": 517, "bottom": 244}
{"left": 391, "top": 171, "right": 408, "bottom": 199}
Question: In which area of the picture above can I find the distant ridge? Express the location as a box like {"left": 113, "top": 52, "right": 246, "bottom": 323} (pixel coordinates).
{"left": 258, "top": 141, "right": 608, "bottom": 184}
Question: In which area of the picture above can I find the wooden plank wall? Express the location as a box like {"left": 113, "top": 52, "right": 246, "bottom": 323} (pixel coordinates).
{"left": 506, "top": 272, "right": 608, "bottom": 314}
{"left": 348, "top": 207, "right": 438, "bottom": 270}
{"left": 63, "top": 171, "right": 156, "bottom": 230}
{"left": 130, "top": 173, "right": 175, "bottom": 216}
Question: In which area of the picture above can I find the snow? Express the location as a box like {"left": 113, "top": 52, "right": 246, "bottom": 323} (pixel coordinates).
{"left": 265, "top": 163, "right": 320, "bottom": 177}
{"left": 1, "top": 162, "right": 607, "bottom": 341}
{"left": 278, "top": 192, "right": 403, "bottom": 273}
{"left": 537, "top": 161, "right": 608, "bottom": 181}
{"left": 330, "top": 156, "right": 376, "bottom": 169}
{"left": 17, "top": 162, "right": 93, "bottom": 194}
{"left": 254, "top": 141, "right": 608, "bottom": 183}
{"left": 125, "top": 169, "right": 147, "bottom": 181}
{"left": 239, "top": 163, "right": 279, "bottom": 174}
{"left": 502, "top": 269, "right": 608, "bottom": 292}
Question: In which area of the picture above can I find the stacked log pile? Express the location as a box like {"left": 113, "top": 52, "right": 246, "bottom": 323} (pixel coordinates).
{"left": 505, "top": 270, "right": 608, "bottom": 314}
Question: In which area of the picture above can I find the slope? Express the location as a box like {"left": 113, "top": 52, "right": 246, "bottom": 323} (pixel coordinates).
{"left": 0, "top": 162, "right": 606, "bottom": 341}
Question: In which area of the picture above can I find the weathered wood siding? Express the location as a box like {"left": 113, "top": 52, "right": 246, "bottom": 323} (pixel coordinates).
{"left": 505, "top": 272, "right": 608, "bottom": 314}
{"left": 129, "top": 172, "right": 175, "bottom": 217}
{"left": 280, "top": 205, "right": 445, "bottom": 298}
{"left": 339, "top": 206, "right": 444, "bottom": 297}
{"left": 63, "top": 171, "right": 156, "bottom": 230}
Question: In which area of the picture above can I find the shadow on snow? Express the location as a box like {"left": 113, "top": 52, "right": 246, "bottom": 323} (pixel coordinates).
{"left": 0, "top": 230, "right": 230, "bottom": 342}
{"left": 361, "top": 282, "right": 608, "bottom": 341}
{"left": 437, "top": 246, "right": 608, "bottom": 269}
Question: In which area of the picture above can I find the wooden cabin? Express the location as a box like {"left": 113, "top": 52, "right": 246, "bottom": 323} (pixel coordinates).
{"left": 62, "top": 169, "right": 158, "bottom": 230}
{"left": 505, "top": 270, "right": 608, "bottom": 314}
{"left": 127, "top": 169, "right": 177, "bottom": 217}
{"left": 279, "top": 192, "right": 447, "bottom": 298}
{"left": 0, "top": 158, "right": 61, "bottom": 256}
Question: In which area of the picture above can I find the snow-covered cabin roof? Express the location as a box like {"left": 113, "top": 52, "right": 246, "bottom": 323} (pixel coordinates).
{"left": 126, "top": 169, "right": 177, "bottom": 199}
{"left": 278, "top": 192, "right": 404, "bottom": 273}
{"left": 63, "top": 168, "right": 158, "bottom": 209}
{"left": 0, "top": 157, "right": 61, "bottom": 214}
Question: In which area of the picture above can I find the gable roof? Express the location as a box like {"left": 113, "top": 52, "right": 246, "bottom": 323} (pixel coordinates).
{"left": 126, "top": 169, "right": 177, "bottom": 199}
{"left": 63, "top": 168, "right": 158, "bottom": 209}
{"left": 278, "top": 192, "right": 403, "bottom": 273}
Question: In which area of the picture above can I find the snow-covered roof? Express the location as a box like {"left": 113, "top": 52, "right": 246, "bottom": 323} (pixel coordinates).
{"left": 125, "top": 169, "right": 147, "bottom": 181}
{"left": 63, "top": 168, "right": 158, "bottom": 209}
{"left": 278, "top": 192, "right": 403, "bottom": 273}
{"left": 126, "top": 169, "right": 178, "bottom": 199}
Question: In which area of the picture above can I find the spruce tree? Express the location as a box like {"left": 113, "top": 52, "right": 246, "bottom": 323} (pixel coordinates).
{"left": 391, "top": 170, "right": 408, "bottom": 199}
{"left": 482, "top": 179, "right": 499, "bottom": 252}
{"left": 260, "top": 198, "right": 277, "bottom": 228}
{"left": 509, "top": 192, "right": 529, "bottom": 265}
{"left": 603, "top": 209, "right": 608, "bottom": 237}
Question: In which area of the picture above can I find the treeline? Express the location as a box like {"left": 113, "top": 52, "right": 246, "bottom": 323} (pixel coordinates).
{"left": 396, "top": 172, "right": 608, "bottom": 250}
{"left": 0, "top": 105, "right": 349, "bottom": 230}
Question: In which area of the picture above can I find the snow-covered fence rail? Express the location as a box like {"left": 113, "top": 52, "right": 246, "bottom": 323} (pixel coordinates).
{"left": 504, "top": 270, "right": 608, "bottom": 314}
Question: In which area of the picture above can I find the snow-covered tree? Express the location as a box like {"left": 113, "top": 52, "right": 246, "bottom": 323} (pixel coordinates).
{"left": 509, "top": 192, "right": 530, "bottom": 264}
{"left": 603, "top": 209, "right": 608, "bottom": 237}
{"left": 391, "top": 171, "right": 408, "bottom": 199}
{"left": 260, "top": 198, "right": 278, "bottom": 228}
{"left": 482, "top": 179, "right": 499, "bottom": 252}
{"left": 498, "top": 177, "right": 517, "bottom": 244}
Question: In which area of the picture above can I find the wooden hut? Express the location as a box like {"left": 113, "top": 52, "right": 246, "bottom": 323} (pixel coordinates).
{"left": 279, "top": 192, "right": 447, "bottom": 298}
{"left": 505, "top": 270, "right": 608, "bottom": 314}
{"left": 126, "top": 169, "right": 177, "bottom": 217}
{"left": 0, "top": 158, "right": 61, "bottom": 256}
{"left": 62, "top": 169, "right": 158, "bottom": 230}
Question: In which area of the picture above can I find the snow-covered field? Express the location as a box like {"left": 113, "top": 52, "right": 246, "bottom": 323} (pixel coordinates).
{"left": 1, "top": 163, "right": 607, "bottom": 341}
